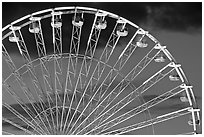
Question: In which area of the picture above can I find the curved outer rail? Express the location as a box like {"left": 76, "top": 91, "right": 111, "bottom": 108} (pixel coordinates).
{"left": 2, "top": 6, "right": 195, "bottom": 102}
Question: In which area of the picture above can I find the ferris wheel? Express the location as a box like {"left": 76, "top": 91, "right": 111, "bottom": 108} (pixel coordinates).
{"left": 2, "top": 6, "right": 201, "bottom": 135}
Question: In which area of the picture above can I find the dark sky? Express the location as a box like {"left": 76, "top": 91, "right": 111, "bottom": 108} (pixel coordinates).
{"left": 2, "top": 2, "right": 202, "bottom": 56}
{"left": 2, "top": 2, "right": 202, "bottom": 32}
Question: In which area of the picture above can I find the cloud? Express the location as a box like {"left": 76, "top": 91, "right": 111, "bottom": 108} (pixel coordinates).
{"left": 139, "top": 3, "right": 202, "bottom": 33}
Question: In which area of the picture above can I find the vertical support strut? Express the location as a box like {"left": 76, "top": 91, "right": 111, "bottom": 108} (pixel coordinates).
{"left": 9, "top": 26, "right": 31, "bottom": 63}
{"left": 188, "top": 108, "right": 200, "bottom": 132}
{"left": 70, "top": 18, "right": 129, "bottom": 134}
{"left": 82, "top": 12, "right": 106, "bottom": 84}
{"left": 65, "top": 11, "right": 107, "bottom": 134}
{"left": 29, "top": 16, "right": 54, "bottom": 133}
{"left": 62, "top": 7, "right": 84, "bottom": 133}
{"left": 29, "top": 16, "right": 52, "bottom": 96}
{"left": 2, "top": 44, "right": 17, "bottom": 74}
{"left": 180, "top": 84, "right": 193, "bottom": 106}
{"left": 7, "top": 26, "right": 51, "bottom": 134}
{"left": 29, "top": 17, "right": 47, "bottom": 57}
{"left": 51, "top": 10, "right": 63, "bottom": 133}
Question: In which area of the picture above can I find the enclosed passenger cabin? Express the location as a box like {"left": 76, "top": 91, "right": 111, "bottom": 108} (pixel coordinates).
{"left": 154, "top": 54, "right": 166, "bottom": 62}
{"left": 116, "top": 25, "right": 128, "bottom": 37}
{"left": 180, "top": 96, "right": 189, "bottom": 102}
{"left": 169, "top": 74, "right": 180, "bottom": 81}
{"left": 95, "top": 19, "right": 107, "bottom": 30}
{"left": 188, "top": 119, "right": 200, "bottom": 126}
{"left": 51, "top": 18, "right": 62, "bottom": 28}
{"left": 9, "top": 32, "right": 20, "bottom": 42}
{"left": 135, "top": 36, "right": 148, "bottom": 48}
{"left": 136, "top": 41, "right": 148, "bottom": 48}
{"left": 72, "top": 16, "right": 84, "bottom": 27}
{"left": 29, "top": 22, "right": 40, "bottom": 33}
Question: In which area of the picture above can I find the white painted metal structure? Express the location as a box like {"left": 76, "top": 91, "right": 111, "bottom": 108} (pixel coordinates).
{"left": 2, "top": 6, "right": 201, "bottom": 135}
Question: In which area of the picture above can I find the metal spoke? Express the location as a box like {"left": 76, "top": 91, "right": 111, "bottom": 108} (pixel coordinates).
{"left": 75, "top": 63, "right": 174, "bottom": 134}
{"left": 51, "top": 10, "right": 64, "bottom": 133}
{"left": 3, "top": 102, "right": 43, "bottom": 134}
{"left": 62, "top": 8, "right": 84, "bottom": 133}
{"left": 2, "top": 131, "right": 14, "bottom": 135}
{"left": 2, "top": 117, "right": 34, "bottom": 135}
{"left": 90, "top": 84, "right": 185, "bottom": 134}
{"left": 104, "top": 107, "right": 192, "bottom": 135}
{"left": 3, "top": 42, "right": 51, "bottom": 134}
{"left": 71, "top": 42, "right": 160, "bottom": 134}
{"left": 65, "top": 12, "right": 106, "bottom": 134}
{"left": 3, "top": 73, "right": 49, "bottom": 134}
{"left": 68, "top": 18, "right": 126, "bottom": 134}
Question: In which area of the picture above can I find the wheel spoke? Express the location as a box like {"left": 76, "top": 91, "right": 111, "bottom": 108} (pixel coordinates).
{"left": 89, "top": 84, "right": 185, "bottom": 134}
{"left": 104, "top": 107, "right": 192, "bottom": 135}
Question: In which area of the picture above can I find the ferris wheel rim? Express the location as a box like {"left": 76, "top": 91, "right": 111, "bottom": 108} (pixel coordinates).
{"left": 2, "top": 6, "right": 200, "bottom": 134}
{"left": 2, "top": 6, "right": 196, "bottom": 105}
{"left": 2, "top": 6, "right": 190, "bottom": 83}
{"left": 2, "top": 5, "right": 197, "bottom": 115}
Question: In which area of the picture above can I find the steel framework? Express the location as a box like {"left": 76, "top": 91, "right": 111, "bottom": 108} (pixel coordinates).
{"left": 2, "top": 6, "right": 201, "bottom": 135}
